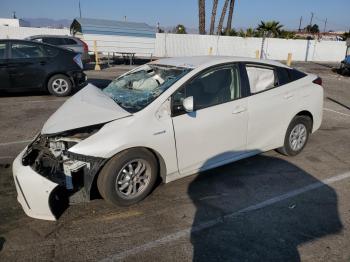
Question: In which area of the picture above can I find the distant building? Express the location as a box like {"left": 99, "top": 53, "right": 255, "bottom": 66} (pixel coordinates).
{"left": 295, "top": 31, "right": 344, "bottom": 41}
{"left": 0, "top": 18, "right": 30, "bottom": 27}
{"left": 70, "top": 18, "right": 155, "bottom": 38}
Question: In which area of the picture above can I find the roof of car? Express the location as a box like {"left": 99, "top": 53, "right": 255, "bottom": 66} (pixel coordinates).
{"left": 150, "top": 56, "right": 290, "bottom": 69}
{"left": 27, "top": 35, "right": 76, "bottom": 39}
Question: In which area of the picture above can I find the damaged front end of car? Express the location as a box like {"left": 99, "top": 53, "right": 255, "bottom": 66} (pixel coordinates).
{"left": 17, "top": 125, "right": 107, "bottom": 220}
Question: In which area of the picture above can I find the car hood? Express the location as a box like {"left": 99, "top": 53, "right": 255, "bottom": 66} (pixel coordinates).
{"left": 41, "top": 84, "right": 131, "bottom": 135}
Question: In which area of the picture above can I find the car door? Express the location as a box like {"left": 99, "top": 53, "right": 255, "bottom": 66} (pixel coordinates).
{"left": 171, "top": 64, "right": 248, "bottom": 175}
{"left": 245, "top": 64, "right": 299, "bottom": 151}
{"left": 0, "top": 41, "right": 11, "bottom": 90}
{"left": 8, "top": 41, "right": 48, "bottom": 89}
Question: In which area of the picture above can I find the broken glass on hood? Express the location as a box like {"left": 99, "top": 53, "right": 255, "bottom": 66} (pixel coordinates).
{"left": 103, "top": 64, "right": 191, "bottom": 113}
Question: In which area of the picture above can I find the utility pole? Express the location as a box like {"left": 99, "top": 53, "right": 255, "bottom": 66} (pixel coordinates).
{"left": 309, "top": 12, "right": 314, "bottom": 32}
{"left": 78, "top": 0, "right": 82, "bottom": 18}
{"left": 298, "top": 16, "right": 303, "bottom": 32}
{"left": 323, "top": 18, "right": 328, "bottom": 33}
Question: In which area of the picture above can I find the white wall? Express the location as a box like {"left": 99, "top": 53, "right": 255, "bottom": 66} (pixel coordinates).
{"left": 155, "top": 33, "right": 347, "bottom": 62}
{"left": 0, "top": 26, "right": 346, "bottom": 62}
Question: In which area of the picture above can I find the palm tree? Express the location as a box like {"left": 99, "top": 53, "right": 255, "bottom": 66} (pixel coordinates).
{"left": 217, "top": 0, "right": 229, "bottom": 34}
{"left": 198, "top": 0, "right": 206, "bottom": 34}
{"left": 225, "top": 0, "right": 236, "bottom": 35}
{"left": 257, "top": 20, "right": 283, "bottom": 37}
{"left": 209, "top": 0, "right": 219, "bottom": 35}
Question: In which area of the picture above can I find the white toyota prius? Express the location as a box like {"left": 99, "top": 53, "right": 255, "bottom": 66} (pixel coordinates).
{"left": 13, "top": 56, "right": 323, "bottom": 220}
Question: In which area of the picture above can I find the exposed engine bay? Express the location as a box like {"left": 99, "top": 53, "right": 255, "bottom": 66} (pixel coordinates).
{"left": 22, "top": 125, "right": 106, "bottom": 203}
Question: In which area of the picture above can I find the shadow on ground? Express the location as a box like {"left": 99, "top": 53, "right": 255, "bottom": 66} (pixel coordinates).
{"left": 0, "top": 237, "right": 5, "bottom": 252}
{"left": 189, "top": 153, "right": 342, "bottom": 262}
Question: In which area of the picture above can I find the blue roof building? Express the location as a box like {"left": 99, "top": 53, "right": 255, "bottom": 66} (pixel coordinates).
{"left": 70, "top": 18, "right": 156, "bottom": 38}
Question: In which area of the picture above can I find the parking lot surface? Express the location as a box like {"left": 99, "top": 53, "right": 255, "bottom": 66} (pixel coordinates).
{"left": 0, "top": 62, "right": 350, "bottom": 261}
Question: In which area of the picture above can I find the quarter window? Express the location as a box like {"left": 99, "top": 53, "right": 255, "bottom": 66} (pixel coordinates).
{"left": 172, "top": 65, "right": 241, "bottom": 114}
{"left": 11, "top": 43, "right": 45, "bottom": 59}
{"left": 246, "top": 66, "right": 276, "bottom": 94}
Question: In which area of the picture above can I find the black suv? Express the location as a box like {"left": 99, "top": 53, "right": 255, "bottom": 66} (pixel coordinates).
{"left": 0, "top": 39, "right": 86, "bottom": 96}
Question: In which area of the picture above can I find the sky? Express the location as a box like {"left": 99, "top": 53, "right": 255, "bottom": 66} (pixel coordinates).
{"left": 0, "top": 0, "right": 349, "bottom": 31}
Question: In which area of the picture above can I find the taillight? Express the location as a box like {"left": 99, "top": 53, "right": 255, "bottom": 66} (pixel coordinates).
{"left": 80, "top": 39, "right": 89, "bottom": 52}
{"left": 313, "top": 77, "right": 322, "bottom": 86}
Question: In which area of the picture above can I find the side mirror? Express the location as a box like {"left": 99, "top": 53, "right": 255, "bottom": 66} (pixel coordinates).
{"left": 182, "top": 96, "right": 194, "bottom": 113}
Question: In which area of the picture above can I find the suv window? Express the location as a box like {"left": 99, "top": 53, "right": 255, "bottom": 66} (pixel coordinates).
{"left": 42, "top": 37, "right": 66, "bottom": 45}
{"left": 172, "top": 65, "right": 241, "bottom": 114}
{"left": 43, "top": 45, "right": 59, "bottom": 57}
{"left": 246, "top": 66, "right": 276, "bottom": 94}
{"left": 11, "top": 42, "right": 45, "bottom": 59}
{"left": 63, "top": 38, "right": 77, "bottom": 45}
{"left": 0, "top": 43, "right": 6, "bottom": 59}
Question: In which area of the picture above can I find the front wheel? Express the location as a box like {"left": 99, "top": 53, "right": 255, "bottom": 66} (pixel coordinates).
{"left": 277, "top": 116, "right": 312, "bottom": 156}
{"left": 97, "top": 148, "right": 158, "bottom": 206}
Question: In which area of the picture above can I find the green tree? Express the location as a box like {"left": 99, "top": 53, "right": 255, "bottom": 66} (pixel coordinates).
{"left": 305, "top": 24, "right": 320, "bottom": 34}
{"left": 257, "top": 20, "right": 284, "bottom": 37}
{"left": 280, "top": 30, "right": 296, "bottom": 39}
{"left": 174, "top": 24, "right": 187, "bottom": 34}
{"left": 342, "top": 30, "right": 350, "bottom": 40}
{"left": 245, "top": 27, "right": 256, "bottom": 37}
{"left": 221, "top": 28, "right": 238, "bottom": 36}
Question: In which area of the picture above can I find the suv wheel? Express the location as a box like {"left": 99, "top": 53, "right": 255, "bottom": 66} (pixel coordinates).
{"left": 47, "top": 74, "right": 72, "bottom": 97}
{"left": 97, "top": 148, "right": 158, "bottom": 206}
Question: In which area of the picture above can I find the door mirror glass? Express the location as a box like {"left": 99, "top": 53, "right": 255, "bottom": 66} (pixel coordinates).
{"left": 183, "top": 96, "right": 194, "bottom": 112}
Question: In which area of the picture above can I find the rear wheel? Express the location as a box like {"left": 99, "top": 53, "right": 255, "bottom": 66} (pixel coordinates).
{"left": 97, "top": 148, "right": 158, "bottom": 206}
{"left": 277, "top": 116, "right": 312, "bottom": 156}
{"left": 47, "top": 74, "right": 72, "bottom": 97}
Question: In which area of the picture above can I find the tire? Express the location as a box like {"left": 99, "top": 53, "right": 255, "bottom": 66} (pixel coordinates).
{"left": 277, "top": 115, "right": 312, "bottom": 156}
{"left": 47, "top": 74, "right": 72, "bottom": 97}
{"left": 97, "top": 148, "right": 158, "bottom": 206}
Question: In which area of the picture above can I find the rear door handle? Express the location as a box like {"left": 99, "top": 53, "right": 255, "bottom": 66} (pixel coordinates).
{"left": 284, "top": 93, "right": 294, "bottom": 99}
{"left": 232, "top": 106, "right": 247, "bottom": 114}
{"left": 39, "top": 61, "right": 47, "bottom": 65}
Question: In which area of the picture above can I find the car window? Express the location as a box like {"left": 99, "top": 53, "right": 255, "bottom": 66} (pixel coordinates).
{"left": 246, "top": 66, "right": 276, "bottom": 94}
{"left": 42, "top": 37, "right": 66, "bottom": 45}
{"left": 104, "top": 64, "right": 191, "bottom": 113}
{"left": 43, "top": 45, "right": 59, "bottom": 57}
{"left": 0, "top": 43, "right": 6, "bottom": 59}
{"left": 172, "top": 65, "right": 241, "bottom": 114}
{"left": 276, "top": 68, "right": 290, "bottom": 86}
{"left": 11, "top": 42, "right": 45, "bottom": 59}
{"left": 63, "top": 38, "right": 77, "bottom": 45}
{"left": 288, "top": 69, "right": 307, "bottom": 81}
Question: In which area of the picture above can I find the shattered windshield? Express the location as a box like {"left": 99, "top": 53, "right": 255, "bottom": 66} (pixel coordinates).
{"left": 103, "top": 64, "right": 191, "bottom": 112}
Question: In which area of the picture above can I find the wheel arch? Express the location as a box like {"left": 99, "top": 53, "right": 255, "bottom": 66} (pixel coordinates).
{"left": 295, "top": 110, "right": 314, "bottom": 132}
{"left": 89, "top": 146, "right": 167, "bottom": 200}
